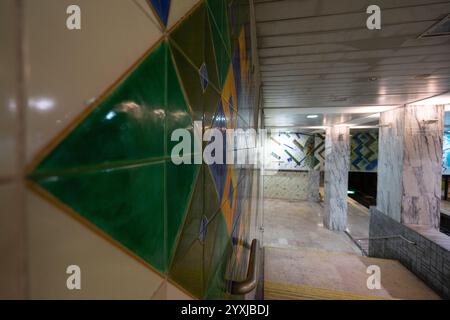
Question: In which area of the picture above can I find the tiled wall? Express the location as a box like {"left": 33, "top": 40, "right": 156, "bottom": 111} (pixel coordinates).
{"left": 1, "top": 0, "right": 261, "bottom": 299}
{"left": 264, "top": 130, "right": 378, "bottom": 172}
{"left": 263, "top": 171, "right": 311, "bottom": 201}
{"left": 369, "top": 207, "right": 450, "bottom": 299}
{"left": 264, "top": 131, "right": 324, "bottom": 171}
{"left": 350, "top": 131, "right": 378, "bottom": 172}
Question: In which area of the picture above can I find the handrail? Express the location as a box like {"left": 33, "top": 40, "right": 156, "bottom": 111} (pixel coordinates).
{"left": 353, "top": 235, "right": 416, "bottom": 245}
{"left": 229, "top": 239, "right": 259, "bottom": 295}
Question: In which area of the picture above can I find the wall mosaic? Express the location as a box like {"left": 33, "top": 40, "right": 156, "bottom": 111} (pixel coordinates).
{"left": 265, "top": 130, "right": 379, "bottom": 173}
{"left": 27, "top": 0, "right": 260, "bottom": 300}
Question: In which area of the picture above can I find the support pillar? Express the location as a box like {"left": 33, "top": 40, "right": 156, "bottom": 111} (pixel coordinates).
{"left": 307, "top": 170, "right": 320, "bottom": 202}
{"left": 377, "top": 105, "right": 443, "bottom": 229}
{"left": 324, "top": 126, "right": 350, "bottom": 231}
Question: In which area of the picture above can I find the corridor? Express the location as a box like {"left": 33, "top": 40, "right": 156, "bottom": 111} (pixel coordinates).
{"left": 263, "top": 198, "right": 440, "bottom": 300}
{"left": 1, "top": 0, "right": 450, "bottom": 301}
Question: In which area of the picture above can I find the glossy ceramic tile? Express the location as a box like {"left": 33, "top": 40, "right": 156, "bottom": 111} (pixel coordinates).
{"left": 166, "top": 162, "right": 200, "bottom": 261}
{"left": 169, "top": 167, "right": 204, "bottom": 298}
{"left": 33, "top": 162, "right": 166, "bottom": 271}
{"left": 167, "top": 282, "right": 194, "bottom": 300}
{"left": 150, "top": 0, "right": 171, "bottom": 26}
{"left": 204, "top": 245, "right": 231, "bottom": 299}
{"left": 206, "top": 0, "right": 232, "bottom": 88}
{"left": 168, "top": 163, "right": 225, "bottom": 298}
{"left": 203, "top": 212, "right": 231, "bottom": 294}
{"left": 151, "top": 281, "right": 193, "bottom": 300}
{"left": 0, "top": 0, "right": 19, "bottom": 177}
{"left": 169, "top": 2, "right": 221, "bottom": 126}
{"left": 25, "top": 0, "right": 163, "bottom": 163}
{"left": 34, "top": 43, "right": 167, "bottom": 172}
{"left": 0, "top": 182, "right": 26, "bottom": 299}
{"left": 170, "top": 3, "right": 206, "bottom": 68}
{"left": 167, "top": 0, "right": 202, "bottom": 29}
{"left": 27, "top": 190, "right": 165, "bottom": 299}
{"left": 24, "top": 0, "right": 259, "bottom": 300}
{"left": 204, "top": 164, "right": 221, "bottom": 219}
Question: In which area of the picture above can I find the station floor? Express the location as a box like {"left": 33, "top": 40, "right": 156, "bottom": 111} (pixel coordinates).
{"left": 263, "top": 198, "right": 440, "bottom": 300}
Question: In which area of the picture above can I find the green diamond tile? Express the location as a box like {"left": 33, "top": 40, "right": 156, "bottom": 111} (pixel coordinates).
{"left": 207, "top": 0, "right": 231, "bottom": 89}
{"left": 169, "top": 3, "right": 221, "bottom": 127}
{"left": 166, "top": 44, "right": 196, "bottom": 155}
{"left": 30, "top": 40, "right": 197, "bottom": 274}
{"left": 34, "top": 163, "right": 166, "bottom": 271}
{"left": 170, "top": 47, "right": 221, "bottom": 129}
{"left": 204, "top": 165, "right": 221, "bottom": 219}
{"left": 169, "top": 166, "right": 204, "bottom": 298}
{"left": 203, "top": 212, "right": 231, "bottom": 293}
{"left": 35, "top": 43, "right": 167, "bottom": 173}
{"left": 169, "top": 3, "right": 206, "bottom": 69}
{"left": 166, "top": 161, "right": 199, "bottom": 262}
{"left": 204, "top": 245, "right": 231, "bottom": 299}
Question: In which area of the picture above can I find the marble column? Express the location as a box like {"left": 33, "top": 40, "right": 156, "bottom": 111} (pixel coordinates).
{"left": 324, "top": 126, "right": 350, "bottom": 231}
{"left": 377, "top": 105, "right": 443, "bottom": 229}
{"left": 307, "top": 170, "right": 320, "bottom": 202}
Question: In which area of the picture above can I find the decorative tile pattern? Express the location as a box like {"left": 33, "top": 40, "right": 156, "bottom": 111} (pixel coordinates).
{"left": 150, "top": 0, "right": 171, "bottom": 26}
{"left": 28, "top": 0, "right": 259, "bottom": 299}
{"left": 350, "top": 131, "right": 378, "bottom": 172}
{"left": 377, "top": 105, "right": 443, "bottom": 228}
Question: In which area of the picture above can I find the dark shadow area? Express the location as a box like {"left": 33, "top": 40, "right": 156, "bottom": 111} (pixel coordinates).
{"left": 348, "top": 172, "right": 377, "bottom": 208}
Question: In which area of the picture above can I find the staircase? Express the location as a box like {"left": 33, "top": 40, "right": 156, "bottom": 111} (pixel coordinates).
{"left": 264, "top": 247, "right": 440, "bottom": 300}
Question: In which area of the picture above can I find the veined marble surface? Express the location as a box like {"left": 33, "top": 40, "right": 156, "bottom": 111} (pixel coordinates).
{"left": 377, "top": 105, "right": 443, "bottom": 229}
{"left": 402, "top": 105, "right": 443, "bottom": 228}
{"left": 324, "top": 126, "right": 350, "bottom": 231}
{"left": 307, "top": 170, "right": 320, "bottom": 202}
{"left": 263, "top": 171, "right": 311, "bottom": 201}
{"left": 377, "top": 107, "right": 404, "bottom": 222}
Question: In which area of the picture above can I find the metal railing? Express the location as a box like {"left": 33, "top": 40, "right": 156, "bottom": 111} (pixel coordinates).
{"left": 228, "top": 239, "right": 260, "bottom": 295}
{"left": 352, "top": 235, "right": 416, "bottom": 245}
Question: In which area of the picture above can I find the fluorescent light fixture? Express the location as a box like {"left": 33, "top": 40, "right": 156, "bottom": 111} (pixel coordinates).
{"left": 347, "top": 190, "right": 355, "bottom": 195}
{"left": 306, "top": 114, "right": 319, "bottom": 119}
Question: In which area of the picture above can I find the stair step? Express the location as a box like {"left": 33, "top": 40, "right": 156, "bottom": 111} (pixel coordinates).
{"left": 264, "top": 246, "right": 440, "bottom": 300}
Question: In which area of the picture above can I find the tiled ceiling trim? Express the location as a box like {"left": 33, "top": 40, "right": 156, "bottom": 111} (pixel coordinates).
{"left": 28, "top": 0, "right": 259, "bottom": 299}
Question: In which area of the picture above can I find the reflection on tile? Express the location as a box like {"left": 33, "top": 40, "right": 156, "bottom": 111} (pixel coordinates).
{"left": 25, "top": 0, "right": 163, "bottom": 163}
{"left": 0, "top": 0, "right": 18, "bottom": 177}
{"left": 166, "top": 162, "right": 200, "bottom": 272}
{"left": 23, "top": 0, "right": 259, "bottom": 300}
{"left": 34, "top": 43, "right": 167, "bottom": 172}
{"left": 203, "top": 212, "right": 231, "bottom": 294}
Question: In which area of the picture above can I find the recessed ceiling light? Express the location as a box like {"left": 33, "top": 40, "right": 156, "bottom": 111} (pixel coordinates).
{"left": 307, "top": 114, "right": 319, "bottom": 119}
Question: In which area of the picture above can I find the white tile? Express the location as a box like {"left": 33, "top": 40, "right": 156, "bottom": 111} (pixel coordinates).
{"left": 25, "top": 0, "right": 163, "bottom": 165}
{"left": 27, "top": 189, "right": 164, "bottom": 299}
{"left": 0, "top": 182, "right": 27, "bottom": 299}
{"left": 151, "top": 281, "right": 167, "bottom": 300}
{"left": 0, "top": 0, "right": 19, "bottom": 177}
{"left": 167, "top": 0, "right": 202, "bottom": 29}
{"left": 166, "top": 281, "right": 194, "bottom": 300}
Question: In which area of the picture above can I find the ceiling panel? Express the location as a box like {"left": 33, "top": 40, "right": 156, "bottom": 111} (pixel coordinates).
{"left": 255, "top": 0, "right": 450, "bottom": 128}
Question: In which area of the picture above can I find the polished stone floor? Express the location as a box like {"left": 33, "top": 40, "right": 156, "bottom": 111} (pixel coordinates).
{"left": 263, "top": 198, "right": 368, "bottom": 254}
{"left": 263, "top": 197, "right": 440, "bottom": 300}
